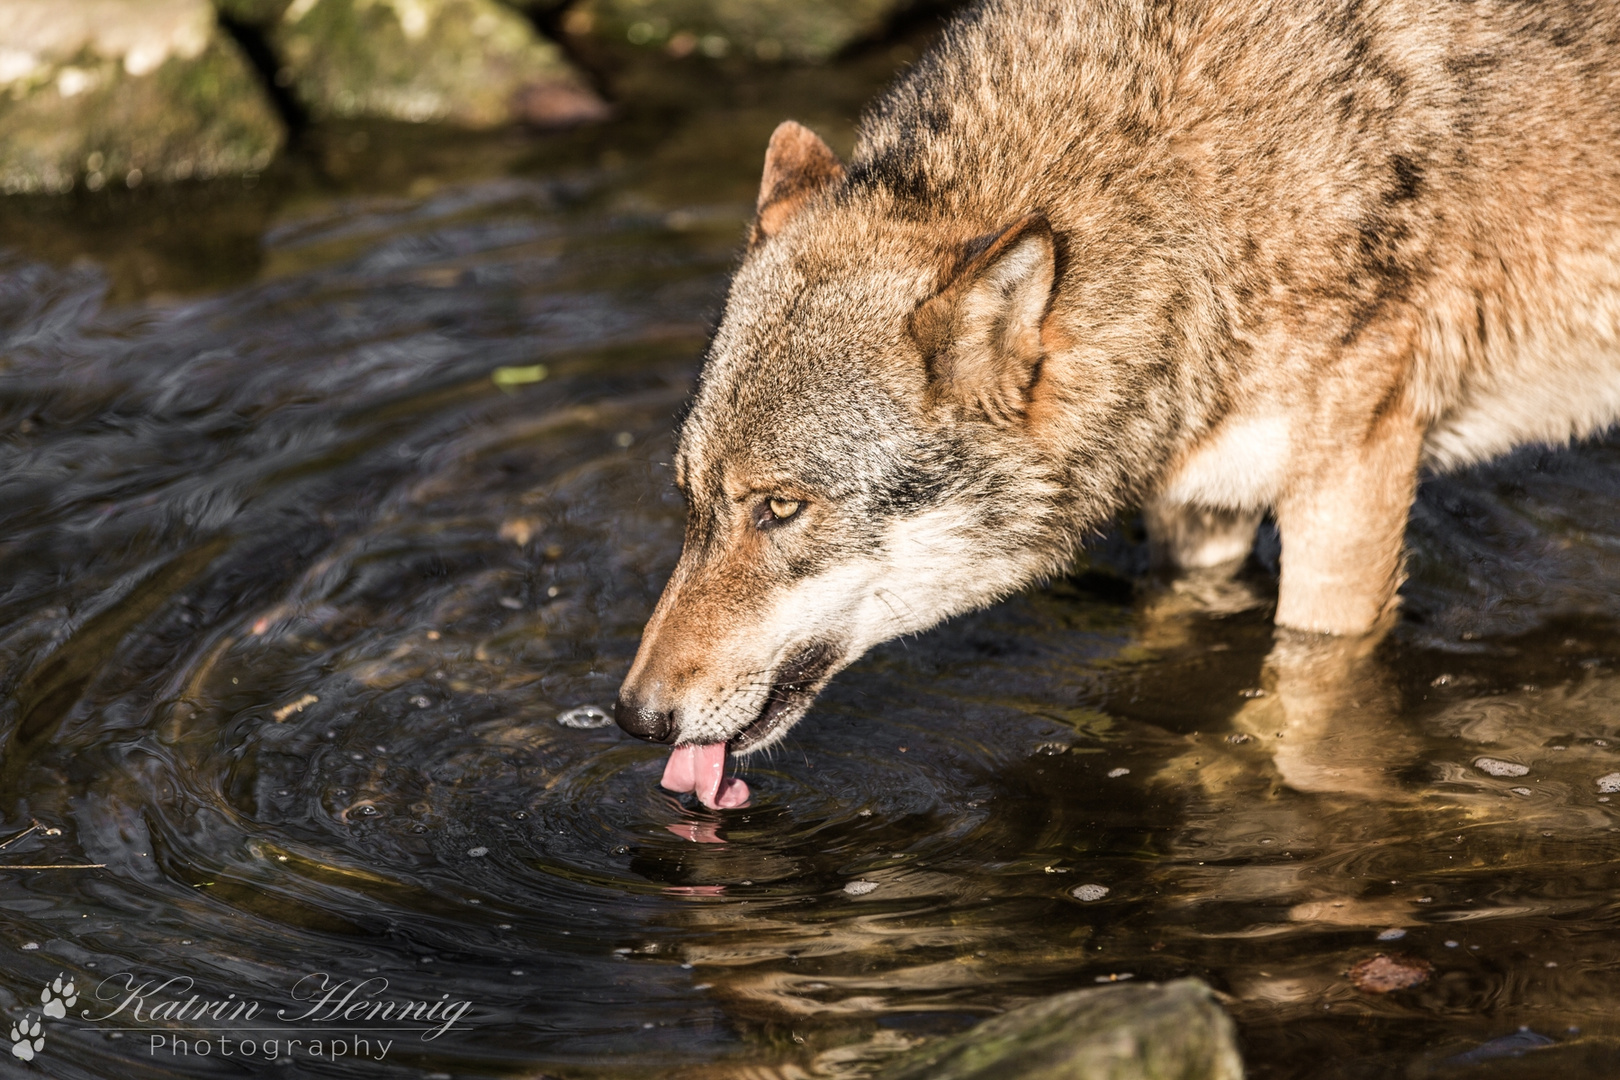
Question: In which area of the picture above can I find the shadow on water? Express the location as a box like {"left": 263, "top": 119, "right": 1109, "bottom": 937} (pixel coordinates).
{"left": 3, "top": 36, "right": 1620, "bottom": 1080}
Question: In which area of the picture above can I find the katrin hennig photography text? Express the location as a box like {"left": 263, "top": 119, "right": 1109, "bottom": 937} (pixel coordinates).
{"left": 78, "top": 971, "right": 475, "bottom": 1063}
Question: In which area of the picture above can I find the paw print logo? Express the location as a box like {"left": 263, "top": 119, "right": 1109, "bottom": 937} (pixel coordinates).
{"left": 40, "top": 975, "right": 76, "bottom": 1020}
{"left": 9, "top": 1015, "right": 43, "bottom": 1061}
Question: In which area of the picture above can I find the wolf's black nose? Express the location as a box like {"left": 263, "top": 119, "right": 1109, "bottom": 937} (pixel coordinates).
{"left": 614, "top": 698, "right": 674, "bottom": 743}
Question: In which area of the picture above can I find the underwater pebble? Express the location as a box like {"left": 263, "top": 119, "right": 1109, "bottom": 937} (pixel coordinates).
{"left": 843, "top": 880, "right": 879, "bottom": 896}
{"left": 1107, "top": 767, "right": 1130, "bottom": 778}
{"left": 1377, "top": 928, "right": 1407, "bottom": 941}
{"left": 1597, "top": 772, "right": 1620, "bottom": 793}
{"left": 1226, "top": 733, "right": 1252, "bottom": 744}
{"left": 1510, "top": 787, "right": 1532, "bottom": 796}
{"left": 1474, "top": 757, "right": 1530, "bottom": 777}
{"left": 22, "top": 942, "right": 38, "bottom": 950}
{"left": 557, "top": 705, "right": 615, "bottom": 730}
{"left": 1348, "top": 953, "right": 1432, "bottom": 993}
{"left": 1071, "top": 883, "right": 1110, "bottom": 902}
{"left": 467, "top": 846, "right": 489, "bottom": 857}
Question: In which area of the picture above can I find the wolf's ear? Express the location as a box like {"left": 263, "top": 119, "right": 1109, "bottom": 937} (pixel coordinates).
{"left": 908, "top": 214, "right": 1056, "bottom": 424}
{"left": 750, "top": 121, "right": 845, "bottom": 246}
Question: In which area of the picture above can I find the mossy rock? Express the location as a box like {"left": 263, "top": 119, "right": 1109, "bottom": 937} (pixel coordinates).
{"left": 264, "top": 0, "right": 606, "bottom": 127}
{"left": 0, "top": 0, "right": 284, "bottom": 194}
{"left": 875, "top": 979, "right": 1245, "bottom": 1080}
{"left": 574, "top": 0, "right": 912, "bottom": 62}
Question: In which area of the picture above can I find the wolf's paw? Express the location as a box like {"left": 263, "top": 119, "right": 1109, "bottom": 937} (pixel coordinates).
{"left": 10, "top": 1015, "right": 43, "bottom": 1060}
{"left": 41, "top": 974, "right": 77, "bottom": 1019}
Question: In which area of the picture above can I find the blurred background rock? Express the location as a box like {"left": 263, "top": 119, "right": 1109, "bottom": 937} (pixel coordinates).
{"left": 0, "top": 0, "right": 281, "bottom": 194}
{"left": 0, "top": 0, "right": 957, "bottom": 302}
{"left": 0, "top": 0, "right": 955, "bottom": 197}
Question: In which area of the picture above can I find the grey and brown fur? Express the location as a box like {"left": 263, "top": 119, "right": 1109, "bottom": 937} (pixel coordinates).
{"left": 615, "top": 0, "right": 1620, "bottom": 754}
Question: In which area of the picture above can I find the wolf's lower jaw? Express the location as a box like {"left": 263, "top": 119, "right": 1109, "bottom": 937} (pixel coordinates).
{"left": 731, "top": 688, "right": 807, "bottom": 754}
{"left": 731, "top": 641, "right": 843, "bottom": 754}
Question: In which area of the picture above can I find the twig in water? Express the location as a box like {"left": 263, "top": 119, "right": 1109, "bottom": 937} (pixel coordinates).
{"left": 0, "top": 819, "right": 102, "bottom": 867}
{"left": 0, "top": 822, "right": 41, "bottom": 851}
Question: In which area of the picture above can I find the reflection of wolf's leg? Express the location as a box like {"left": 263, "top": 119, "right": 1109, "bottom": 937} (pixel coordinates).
{"left": 1143, "top": 499, "right": 1262, "bottom": 573}
{"left": 1233, "top": 625, "right": 1413, "bottom": 799}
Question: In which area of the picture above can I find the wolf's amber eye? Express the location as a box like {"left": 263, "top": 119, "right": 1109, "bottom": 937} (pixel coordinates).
{"left": 768, "top": 498, "right": 802, "bottom": 521}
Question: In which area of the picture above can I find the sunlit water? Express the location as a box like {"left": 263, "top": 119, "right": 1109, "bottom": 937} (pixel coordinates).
{"left": 3, "top": 53, "right": 1620, "bottom": 1080}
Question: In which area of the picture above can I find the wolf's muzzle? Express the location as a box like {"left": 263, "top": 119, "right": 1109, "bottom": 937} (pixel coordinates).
{"left": 613, "top": 699, "right": 675, "bottom": 743}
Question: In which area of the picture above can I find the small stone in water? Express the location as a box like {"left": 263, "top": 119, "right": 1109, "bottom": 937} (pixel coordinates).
{"left": 1071, "top": 883, "right": 1110, "bottom": 902}
{"left": 843, "top": 880, "right": 879, "bottom": 896}
{"left": 1377, "top": 928, "right": 1406, "bottom": 941}
{"left": 557, "top": 705, "right": 614, "bottom": 729}
{"left": 1475, "top": 757, "right": 1529, "bottom": 777}
{"left": 467, "top": 846, "right": 489, "bottom": 857}
{"left": 1348, "top": 953, "right": 1432, "bottom": 993}
{"left": 1597, "top": 772, "right": 1620, "bottom": 793}
{"left": 1511, "top": 787, "right": 1532, "bottom": 796}
{"left": 1107, "top": 767, "right": 1130, "bottom": 778}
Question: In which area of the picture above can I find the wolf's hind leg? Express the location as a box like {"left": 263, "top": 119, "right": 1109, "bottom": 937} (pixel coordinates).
{"left": 1143, "top": 499, "right": 1262, "bottom": 572}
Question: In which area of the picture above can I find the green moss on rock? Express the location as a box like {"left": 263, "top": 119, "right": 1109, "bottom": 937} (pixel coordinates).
{"left": 576, "top": 0, "right": 912, "bottom": 62}
{"left": 267, "top": 0, "right": 606, "bottom": 128}
{"left": 0, "top": 0, "right": 283, "bottom": 194}
{"left": 875, "top": 979, "right": 1246, "bottom": 1080}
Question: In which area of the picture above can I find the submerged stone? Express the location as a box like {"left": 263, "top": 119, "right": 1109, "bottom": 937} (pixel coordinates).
{"left": 573, "top": 0, "right": 912, "bottom": 63}
{"left": 0, "top": 0, "right": 283, "bottom": 194}
{"left": 875, "top": 978, "right": 1244, "bottom": 1080}
{"left": 219, "top": 0, "right": 606, "bottom": 128}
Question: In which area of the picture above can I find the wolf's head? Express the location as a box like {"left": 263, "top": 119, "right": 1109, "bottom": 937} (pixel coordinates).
{"left": 614, "top": 121, "right": 1128, "bottom": 767}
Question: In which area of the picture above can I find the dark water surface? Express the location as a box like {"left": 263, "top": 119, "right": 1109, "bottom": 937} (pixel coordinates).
{"left": 3, "top": 49, "right": 1620, "bottom": 1080}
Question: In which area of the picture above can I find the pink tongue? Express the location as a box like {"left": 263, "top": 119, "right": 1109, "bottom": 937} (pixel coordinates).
{"left": 660, "top": 743, "right": 750, "bottom": 809}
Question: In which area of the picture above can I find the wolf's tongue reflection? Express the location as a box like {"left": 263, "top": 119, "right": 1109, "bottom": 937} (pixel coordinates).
{"left": 660, "top": 743, "right": 751, "bottom": 809}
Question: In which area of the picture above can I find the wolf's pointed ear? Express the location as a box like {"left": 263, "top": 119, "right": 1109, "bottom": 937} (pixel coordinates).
{"left": 908, "top": 214, "right": 1056, "bottom": 424}
{"left": 750, "top": 121, "right": 845, "bottom": 246}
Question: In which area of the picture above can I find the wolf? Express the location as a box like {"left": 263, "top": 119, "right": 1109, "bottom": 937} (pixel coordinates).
{"left": 615, "top": 0, "right": 1620, "bottom": 803}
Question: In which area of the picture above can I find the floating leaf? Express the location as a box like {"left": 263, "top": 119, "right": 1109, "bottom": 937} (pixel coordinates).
{"left": 492, "top": 364, "right": 549, "bottom": 392}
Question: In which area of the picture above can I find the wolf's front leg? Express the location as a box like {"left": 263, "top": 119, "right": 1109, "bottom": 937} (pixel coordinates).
{"left": 1273, "top": 408, "right": 1426, "bottom": 635}
{"left": 1142, "top": 499, "right": 1262, "bottom": 573}
{"left": 1136, "top": 501, "right": 1266, "bottom": 642}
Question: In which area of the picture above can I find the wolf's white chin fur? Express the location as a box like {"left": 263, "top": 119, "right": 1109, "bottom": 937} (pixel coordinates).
{"left": 686, "top": 503, "right": 1048, "bottom": 751}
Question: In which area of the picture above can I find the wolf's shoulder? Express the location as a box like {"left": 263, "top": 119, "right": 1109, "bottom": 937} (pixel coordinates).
{"left": 848, "top": 0, "right": 1620, "bottom": 215}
